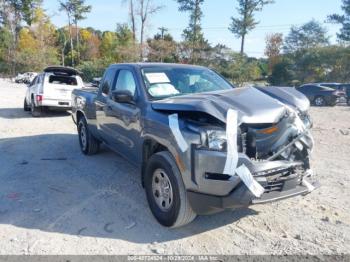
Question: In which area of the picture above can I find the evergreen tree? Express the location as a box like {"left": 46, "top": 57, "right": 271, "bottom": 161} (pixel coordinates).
{"left": 328, "top": 0, "right": 350, "bottom": 42}
{"left": 176, "top": 0, "right": 206, "bottom": 63}
{"left": 70, "top": 0, "right": 92, "bottom": 63}
{"left": 229, "top": 0, "right": 274, "bottom": 55}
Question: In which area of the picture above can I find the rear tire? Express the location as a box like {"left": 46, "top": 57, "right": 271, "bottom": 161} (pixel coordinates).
{"left": 24, "top": 98, "right": 30, "bottom": 111}
{"left": 145, "top": 151, "right": 196, "bottom": 228}
{"left": 31, "top": 98, "right": 42, "bottom": 117}
{"left": 314, "top": 96, "right": 326, "bottom": 107}
{"left": 78, "top": 117, "right": 100, "bottom": 155}
{"left": 328, "top": 101, "right": 337, "bottom": 107}
{"left": 347, "top": 98, "right": 350, "bottom": 106}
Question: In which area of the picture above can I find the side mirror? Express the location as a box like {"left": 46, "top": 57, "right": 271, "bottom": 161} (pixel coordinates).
{"left": 111, "top": 90, "right": 134, "bottom": 104}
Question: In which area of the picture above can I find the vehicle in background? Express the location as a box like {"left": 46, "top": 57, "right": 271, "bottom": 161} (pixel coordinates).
{"left": 84, "top": 77, "right": 101, "bottom": 88}
{"left": 15, "top": 72, "right": 37, "bottom": 84}
{"left": 71, "top": 63, "right": 318, "bottom": 228}
{"left": 25, "top": 72, "right": 38, "bottom": 84}
{"left": 314, "top": 83, "right": 347, "bottom": 102}
{"left": 15, "top": 73, "right": 25, "bottom": 83}
{"left": 91, "top": 77, "right": 101, "bottom": 87}
{"left": 339, "top": 84, "right": 350, "bottom": 105}
{"left": 24, "top": 66, "right": 84, "bottom": 117}
{"left": 297, "top": 84, "right": 341, "bottom": 106}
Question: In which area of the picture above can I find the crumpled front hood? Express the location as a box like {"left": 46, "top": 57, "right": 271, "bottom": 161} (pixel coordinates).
{"left": 255, "top": 86, "right": 310, "bottom": 112}
{"left": 152, "top": 87, "right": 288, "bottom": 124}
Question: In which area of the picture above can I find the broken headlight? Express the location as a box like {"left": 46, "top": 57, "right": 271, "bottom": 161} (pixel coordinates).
{"left": 206, "top": 130, "right": 227, "bottom": 151}
{"left": 301, "top": 113, "right": 313, "bottom": 129}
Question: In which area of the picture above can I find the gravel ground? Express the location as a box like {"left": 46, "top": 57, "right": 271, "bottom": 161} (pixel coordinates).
{"left": 0, "top": 79, "right": 349, "bottom": 255}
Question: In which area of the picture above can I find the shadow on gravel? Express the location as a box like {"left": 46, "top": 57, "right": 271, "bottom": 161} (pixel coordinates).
{"left": 0, "top": 108, "right": 71, "bottom": 119}
{"left": 0, "top": 134, "right": 258, "bottom": 244}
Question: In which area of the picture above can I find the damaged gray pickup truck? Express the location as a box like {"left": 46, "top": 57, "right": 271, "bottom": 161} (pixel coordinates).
{"left": 72, "top": 63, "right": 319, "bottom": 228}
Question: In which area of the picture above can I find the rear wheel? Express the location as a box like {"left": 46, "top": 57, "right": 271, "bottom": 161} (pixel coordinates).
{"left": 31, "top": 98, "right": 42, "bottom": 117}
{"left": 78, "top": 117, "right": 100, "bottom": 155}
{"left": 347, "top": 98, "right": 350, "bottom": 106}
{"left": 145, "top": 151, "right": 196, "bottom": 228}
{"left": 23, "top": 98, "right": 30, "bottom": 111}
{"left": 314, "top": 96, "right": 326, "bottom": 107}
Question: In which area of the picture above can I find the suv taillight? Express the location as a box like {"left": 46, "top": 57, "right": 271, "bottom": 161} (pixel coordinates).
{"left": 36, "top": 95, "right": 43, "bottom": 102}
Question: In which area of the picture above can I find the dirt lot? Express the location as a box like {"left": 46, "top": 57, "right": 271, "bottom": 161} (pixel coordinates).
{"left": 0, "top": 78, "right": 349, "bottom": 255}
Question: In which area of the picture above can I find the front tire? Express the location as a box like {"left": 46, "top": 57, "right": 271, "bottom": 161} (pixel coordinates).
{"left": 314, "top": 96, "right": 326, "bottom": 107}
{"left": 145, "top": 151, "right": 196, "bottom": 228}
{"left": 78, "top": 117, "right": 100, "bottom": 155}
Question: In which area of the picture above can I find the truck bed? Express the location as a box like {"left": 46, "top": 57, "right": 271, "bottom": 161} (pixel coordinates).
{"left": 78, "top": 87, "right": 99, "bottom": 94}
{"left": 72, "top": 87, "right": 100, "bottom": 124}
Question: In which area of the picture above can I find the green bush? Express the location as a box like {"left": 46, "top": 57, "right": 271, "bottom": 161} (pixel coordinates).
{"left": 77, "top": 59, "right": 109, "bottom": 82}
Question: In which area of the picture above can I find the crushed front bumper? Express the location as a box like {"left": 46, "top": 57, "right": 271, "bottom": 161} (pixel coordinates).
{"left": 188, "top": 152, "right": 320, "bottom": 215}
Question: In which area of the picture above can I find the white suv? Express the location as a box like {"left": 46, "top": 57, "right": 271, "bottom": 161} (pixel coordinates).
{"left": 24, "top": 67, "right": 84, "bottom": 117}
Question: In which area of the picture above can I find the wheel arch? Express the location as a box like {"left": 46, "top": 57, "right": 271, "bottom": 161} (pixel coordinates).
{"left": 313, "top": 95, "right": 326, "bottom": 106}
{"left": 141, "top": 138, "right": 169, "bottom": 187}
{"left": 76, "top": 110, "right": 86, "bottom": 125}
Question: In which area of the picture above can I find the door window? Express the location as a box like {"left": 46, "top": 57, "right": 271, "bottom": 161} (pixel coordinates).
{"left": 101, "top": 68, "right": 116, "bottom": 96}
{"left": 38, "top": 74, "right": 44, "bottom": 84}
{"left": 312, "top": 86, "right": 322, "bottom": 92}
{"left": 114, "top": 70, "right": 136, "bottom": 96}
{"left": 30, "top": 76, "right": 38, "bottom": 87}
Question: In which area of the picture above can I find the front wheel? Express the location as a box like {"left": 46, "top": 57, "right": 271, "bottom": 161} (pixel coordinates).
{"left": 145, "top": 151, "right": 196, "bottom": 228}
{"left": 314, "top": 96, "right": 326, "bottom": 107}
{"left": 78, "top": 117, "right": 100, "bottom": 155}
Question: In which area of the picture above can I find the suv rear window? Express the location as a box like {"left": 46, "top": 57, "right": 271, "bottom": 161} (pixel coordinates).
{"left": 49, "top": 75, "right": 77, "bottom": 86}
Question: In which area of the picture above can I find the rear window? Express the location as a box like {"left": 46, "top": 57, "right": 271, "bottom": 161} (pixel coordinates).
{"left": 319, "top": 86, "right": 334, "bottom": 91}
{"left": 48, "top": 75, "right": 77, "bottom": 86}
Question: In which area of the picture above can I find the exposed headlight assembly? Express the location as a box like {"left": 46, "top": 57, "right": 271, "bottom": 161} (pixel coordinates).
{"left": 206, "top": 130, "right": 227, "bottom": 151}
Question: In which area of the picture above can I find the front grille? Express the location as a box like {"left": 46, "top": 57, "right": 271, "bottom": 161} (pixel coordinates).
{"left": 256, "top": 166, "right": 303, "bottom": 193}
{"left": 264, "top": 180, "right": 285, "bottom": 193}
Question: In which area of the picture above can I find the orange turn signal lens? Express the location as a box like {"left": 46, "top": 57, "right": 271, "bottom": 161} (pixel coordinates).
{"left": 258, "top": 126, "right": 279, "bottom": 135}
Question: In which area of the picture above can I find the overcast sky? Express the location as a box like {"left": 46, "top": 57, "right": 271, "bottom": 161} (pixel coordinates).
{"left": 43, "top": 0, "right": 343, "bottom": 58}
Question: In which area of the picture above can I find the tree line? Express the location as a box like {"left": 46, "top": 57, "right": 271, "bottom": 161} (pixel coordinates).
{"left": 0, "top": 0, "right": 350, "bottom": 86}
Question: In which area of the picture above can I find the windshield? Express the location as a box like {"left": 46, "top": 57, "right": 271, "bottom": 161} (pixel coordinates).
{"left": 141, "top": 66, "right": 233, "bottom": 99}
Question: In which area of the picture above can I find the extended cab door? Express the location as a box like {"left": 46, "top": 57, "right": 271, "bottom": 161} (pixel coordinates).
{"left": 96, "top": 67, "right": 142, "bottom": 164}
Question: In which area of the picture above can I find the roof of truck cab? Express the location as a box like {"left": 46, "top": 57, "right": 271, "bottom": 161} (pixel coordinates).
{"left": 109, "top": 63, "right": 207, "bottom": 69}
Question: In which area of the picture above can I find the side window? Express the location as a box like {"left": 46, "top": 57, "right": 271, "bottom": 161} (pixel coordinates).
{"left": 38, "top": 75, "right": 43, "bottom": 84}
{"left": 298, "top": 86, "right": 308, "bottom": 92}
{"left": 30, "top": 76, "right": 38, "bottom": 87}
{"left": 114, "top": 70, "right": 136, "bottom": 96}
{"left": 101, "top": 68, "right": 116, "bottom": 96}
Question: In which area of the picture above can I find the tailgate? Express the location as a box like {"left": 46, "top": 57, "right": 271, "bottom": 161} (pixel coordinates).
{"left": 44, "top": 84, "right": 78, "bottom": 100}
{"left": 43, "top": 73, "right": 84, "bottom": 100}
